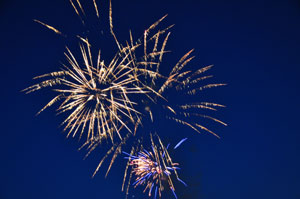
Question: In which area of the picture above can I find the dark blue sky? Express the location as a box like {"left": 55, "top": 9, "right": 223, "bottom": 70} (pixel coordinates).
{"left": 1, "top": 0, "right": 300, "bottom": 199}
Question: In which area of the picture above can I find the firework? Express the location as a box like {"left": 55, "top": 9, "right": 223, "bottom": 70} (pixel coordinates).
{"left": 24, "top": 0, "right": 226, "bottom": 189}
{"left": 127, "top": 19, "right": 227, "bottom": 138}
{"left": 23, "top": 0, "right": 154, "bottom": 143}
{"left": 73, "top": 1, "right": 226, "bottom": 178}
{"left": 123, "top": 134, "right": 187, "bottom": 199}
{"left": 75, "top": 9, "right": 178, "bottom": 177}
{"left": 24, "top": 0, "right": 171, "bottom": 177}
{"left": 23, "top": 41, "right": 145, "bottom": 143}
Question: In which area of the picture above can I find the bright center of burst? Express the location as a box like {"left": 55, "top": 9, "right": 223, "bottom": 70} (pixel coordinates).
{"left": 86, "top": 87, "right": 108, "bottom": 103}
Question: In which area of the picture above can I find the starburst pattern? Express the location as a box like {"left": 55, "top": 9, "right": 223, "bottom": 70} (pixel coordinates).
{"left": 127, "top": 19, "right": 227, "bottom": 138}
{"left": 123, "top": 134, "right": 187, "bottom": 199}
{"left": 23, "top": 41, "right": 144, "bottom": 143}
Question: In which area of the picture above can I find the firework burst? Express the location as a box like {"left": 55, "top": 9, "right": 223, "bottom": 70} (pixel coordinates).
{"left": 23, "top": 41, "right": 145, "bottom": 143}
{"left": 123, "top": 134, "right": 187, "bottom": 199}
{"left": 24, "top": 1, "right": 226, "bottom": 193}
{"left": 127, "top": 19, "right": 227, "bottom": 138}
{"left": 24, "top": 0, "right": 175, "bottom": 177}
{"left": 75, "top": 3, "right": 227, "bottom": 179}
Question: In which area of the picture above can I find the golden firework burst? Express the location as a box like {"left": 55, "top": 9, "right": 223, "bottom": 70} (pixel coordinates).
{"left": 125, "top": 17, "right": 227, "bottom": 138}
{"left": 23, "top": 41, "right": 146, "bottom": 143}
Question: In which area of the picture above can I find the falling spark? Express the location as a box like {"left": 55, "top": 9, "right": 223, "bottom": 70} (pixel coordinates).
{"left": 69, "top": 0, "right": 85, "bottom": 24}
{"left": 33, "top": 19, "right": 63, "bottom": 35}
{"left": 93, "top": 0, "right": 100, "bottom": 18}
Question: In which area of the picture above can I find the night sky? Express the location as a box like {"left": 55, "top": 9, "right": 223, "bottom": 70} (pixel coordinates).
{"left": 1, "top": 0, "right": 300, "bottom": 199}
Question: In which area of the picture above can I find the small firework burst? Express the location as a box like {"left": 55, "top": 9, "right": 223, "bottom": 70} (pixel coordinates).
{"left": 123, "top": 134, "right": 187, "bottom": 199}
{"left": 23, "top": 41, "right": 144, "bottom": 143}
